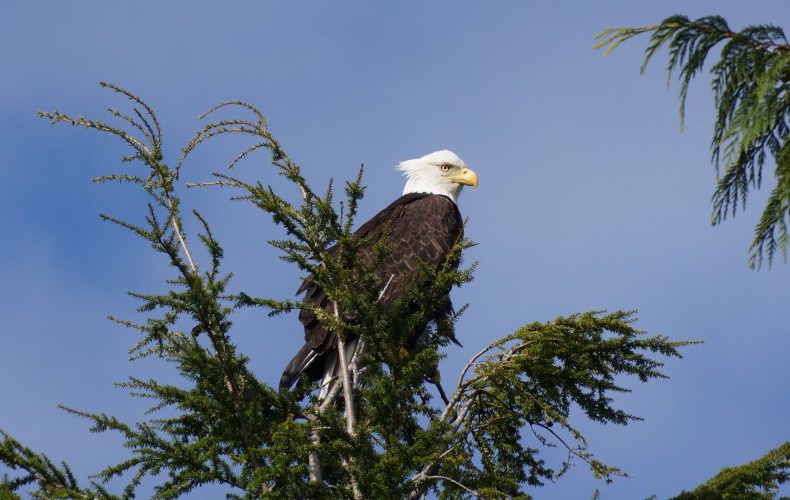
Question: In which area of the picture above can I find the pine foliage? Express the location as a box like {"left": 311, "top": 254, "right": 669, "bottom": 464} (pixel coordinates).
{"left": 671, "top": 442, "right": 790, "bottom": 499}
{"left": 595, "top": 15, "right": 790, "bottom": 268}
{"left": 1, "top": 83, "right": 695, "bottom": 497}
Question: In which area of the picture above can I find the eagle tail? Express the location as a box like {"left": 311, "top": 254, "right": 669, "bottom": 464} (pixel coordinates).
{"left": 279, "top": 344, "right": 319, "bottom": 391}
{"left": 317, "top": 337, "right": 360, "bottom": 400}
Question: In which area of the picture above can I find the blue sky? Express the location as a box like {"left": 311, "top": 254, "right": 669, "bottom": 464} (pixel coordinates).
{"left": 1, "top": 2, "right": 788, "bottom": 498}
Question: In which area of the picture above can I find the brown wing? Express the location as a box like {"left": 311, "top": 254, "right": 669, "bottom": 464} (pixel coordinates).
{"left": 280, "top": 193, "right": 463, "bottom": 390}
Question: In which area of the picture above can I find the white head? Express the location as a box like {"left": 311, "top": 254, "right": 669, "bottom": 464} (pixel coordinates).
{"left": 396, "top": 150, "right": 479, "bottom": 204}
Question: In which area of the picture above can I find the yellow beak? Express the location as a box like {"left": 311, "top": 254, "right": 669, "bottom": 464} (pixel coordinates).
{"left": 451, "top": 168, "right": 479, "bottom": 189}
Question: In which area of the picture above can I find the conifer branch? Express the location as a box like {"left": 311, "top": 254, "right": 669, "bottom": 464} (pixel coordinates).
{"left": 32, "top": 83, "right": 290, "bottom": 497}
{"left": 596, "top": 15, "right": 790, "bottom": 268}
{"left": 0, "top": 430, "right": 107, "bottom": 499}
{"left": 671, "top": 441, "right": 789, "bottom": 498}
{"left": 411, "top": 311, "right": 698, "bottom": 498}
{"left": 11, "top": 83, "right": 702, "bottom": 498}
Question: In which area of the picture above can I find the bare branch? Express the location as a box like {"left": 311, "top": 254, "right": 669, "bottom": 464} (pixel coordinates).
{"left": 422, "top": 475, "right": 478, "bottom": 497}
{"left": 334, "top": 301, "right": 361, "bottom": 499}
{"left": 440, "top": 338, "right": 500, "bottom": 422}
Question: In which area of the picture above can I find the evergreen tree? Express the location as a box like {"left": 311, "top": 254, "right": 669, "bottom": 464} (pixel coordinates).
{"left": 595, "top": 15, "right": 790, "bottom": 269}
{"left": 596, "top": 15, "right": 790, "bottom": 499}
{"left": 671, "top": 443, "right": 790, "bottom": 500}
{"left": 1, "top": 83, "right": 695, "bottom": 498}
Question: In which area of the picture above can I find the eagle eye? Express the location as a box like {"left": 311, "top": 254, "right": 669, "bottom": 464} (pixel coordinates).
{"left": 440, "top": 164, "right": 451, "bottom": 172}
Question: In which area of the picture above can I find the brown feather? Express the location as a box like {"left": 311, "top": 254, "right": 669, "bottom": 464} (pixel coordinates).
{"left": 279, "top": 193, "right": 463, "bottom": 391}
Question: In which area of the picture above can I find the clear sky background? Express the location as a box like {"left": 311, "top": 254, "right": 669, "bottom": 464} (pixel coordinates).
{"left": 1, "top": 2, "right": 788, "bottom": 498}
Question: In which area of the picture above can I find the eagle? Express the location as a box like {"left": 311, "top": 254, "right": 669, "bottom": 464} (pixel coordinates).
{"left": 279, "top": 150, "right": 478, "bottom": 397}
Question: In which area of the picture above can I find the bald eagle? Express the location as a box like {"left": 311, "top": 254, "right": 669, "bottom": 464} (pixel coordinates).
{"left": 279, "top": 150, "right": 478, "bottom": 396}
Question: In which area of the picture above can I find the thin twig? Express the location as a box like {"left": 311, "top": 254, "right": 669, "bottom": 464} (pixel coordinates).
{"left": 410, "top": 337, "right": 531, "bottom": 498}
{"left": 377, "top": 274, "right": 395, "bottom": 301}
{"left": 450, "top": 396, "right": 476, "bottom": 431}
{"left": 319, "top": 378, "right": 343, "bottom": 412}
{"left": 409, "top": 395, "right": 477, "bottom": 500}
{"left": 440, "top": 340, "right": 497, "bottom": 421}
{"left": 166, "top": 198, "right": 197, "bottom": 273}
{"left": 423, "top": 475, "right": 478, "bottom": 496}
